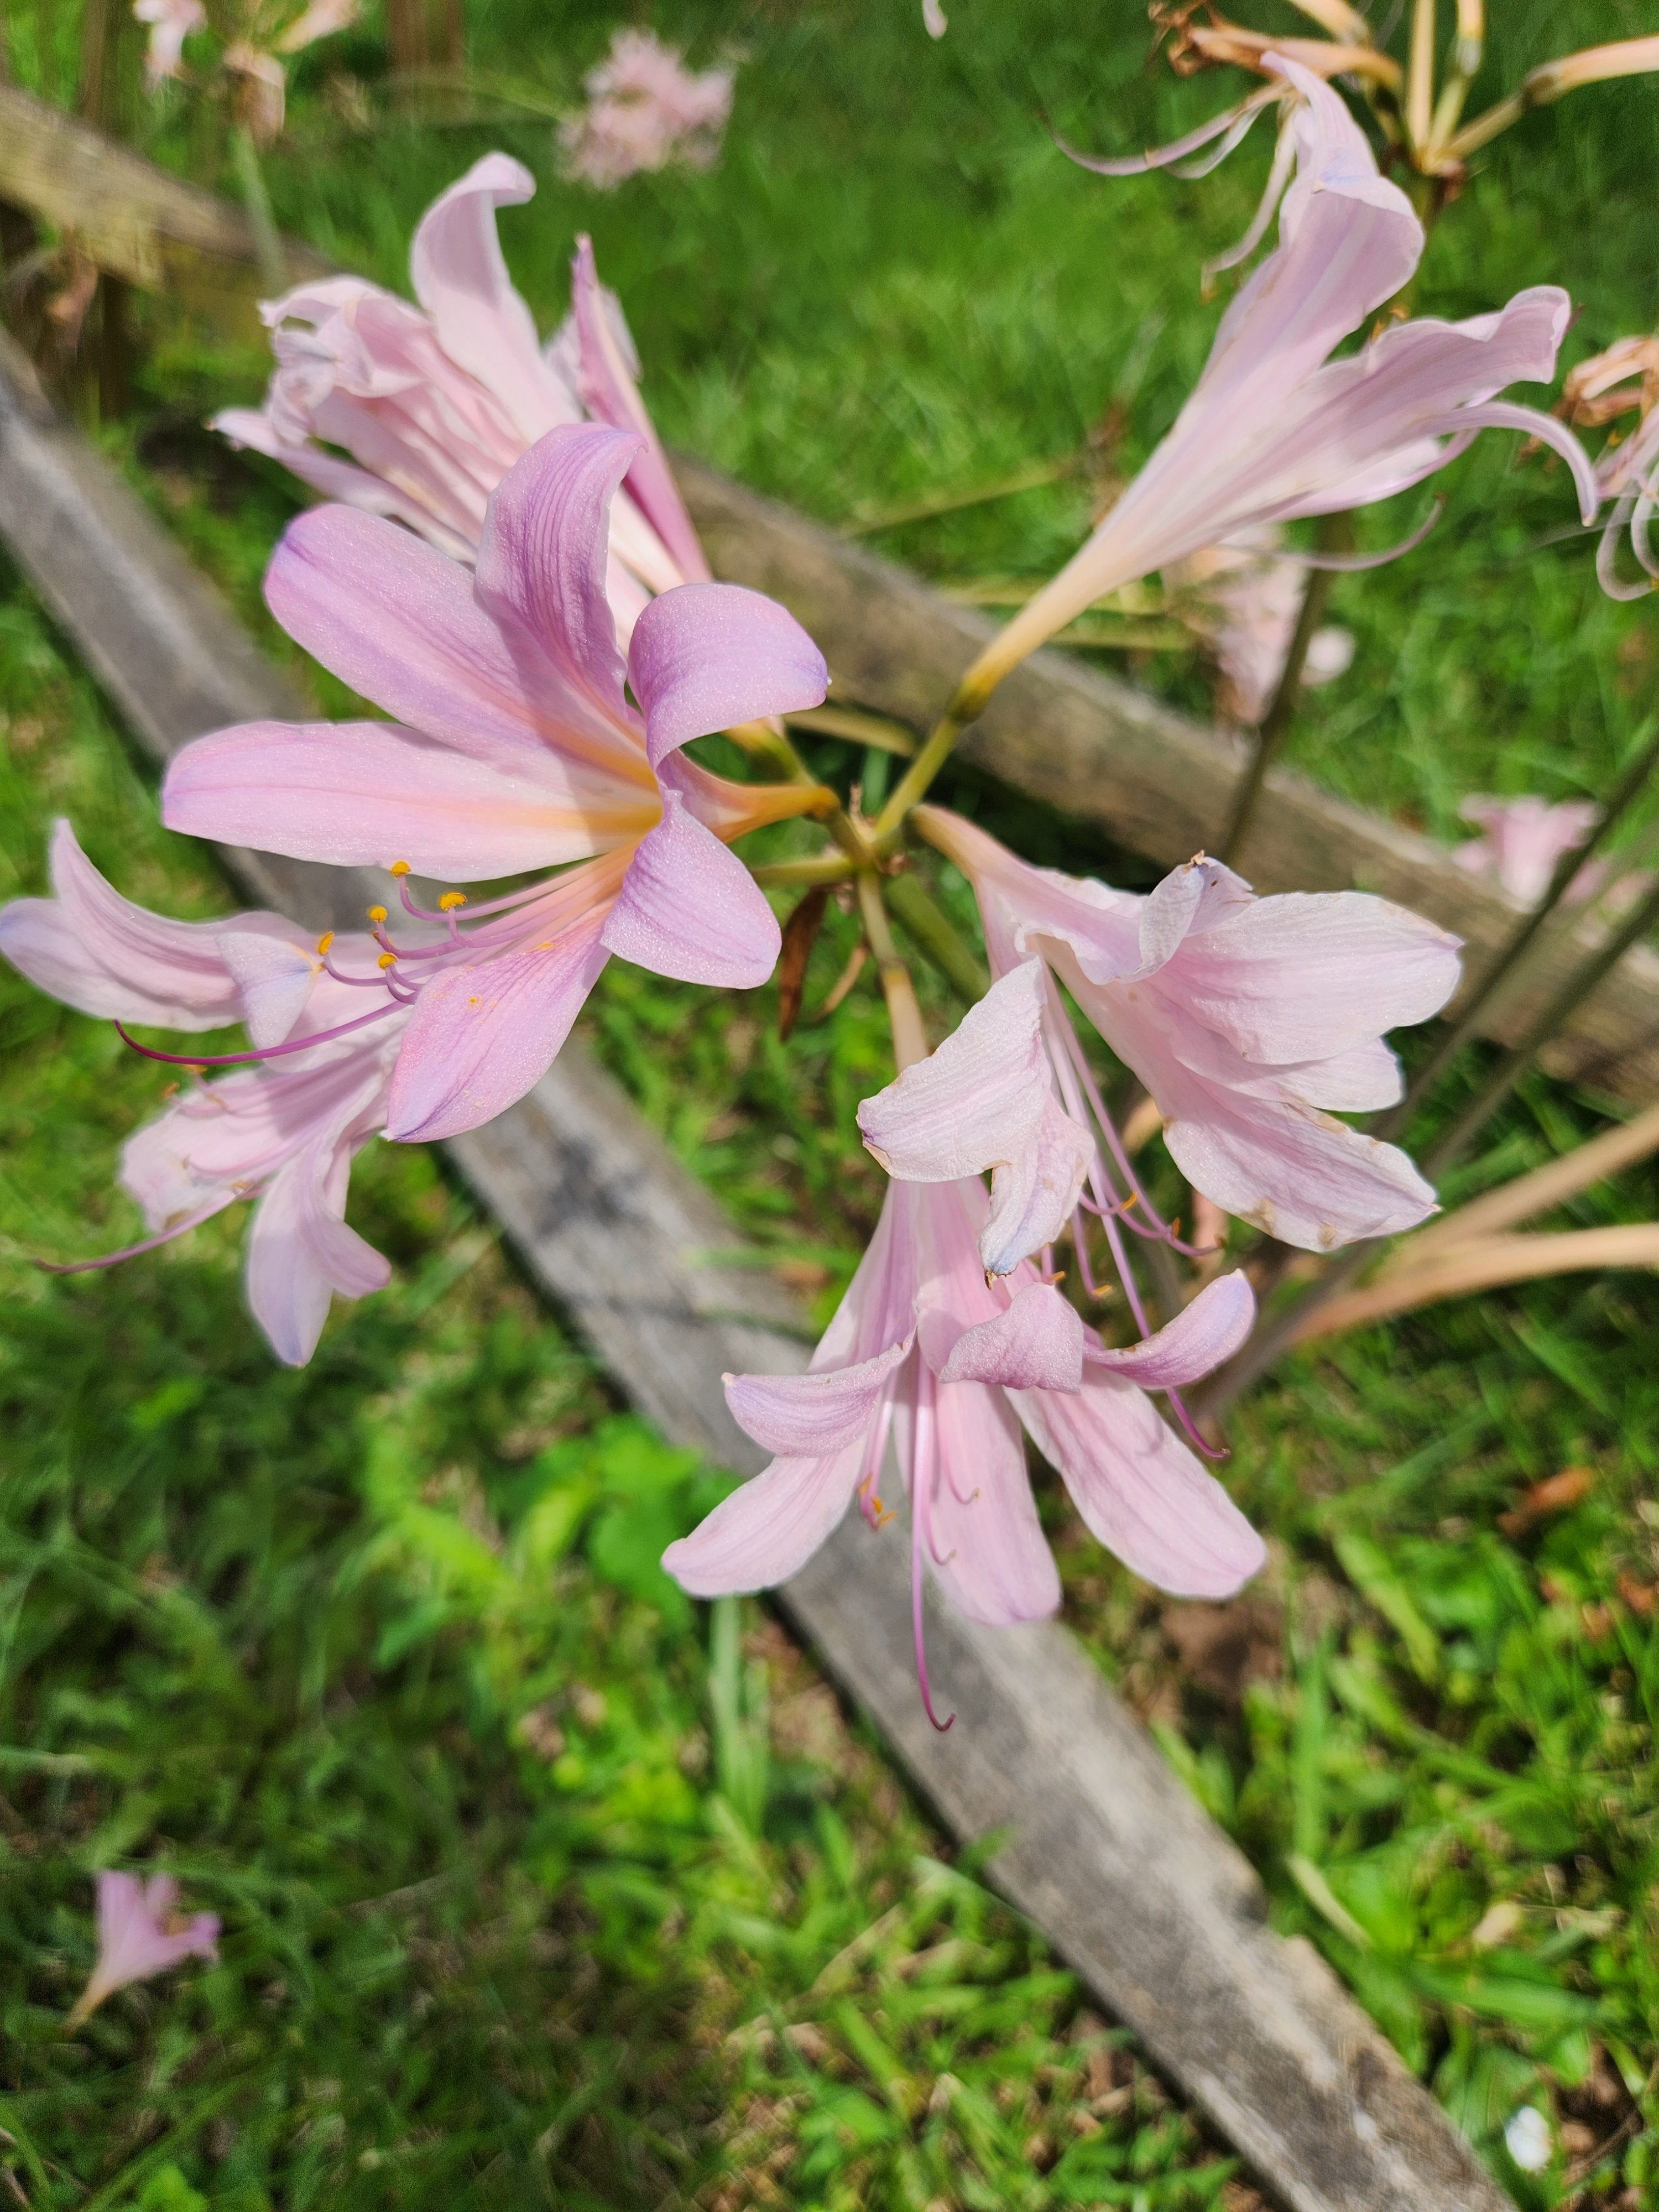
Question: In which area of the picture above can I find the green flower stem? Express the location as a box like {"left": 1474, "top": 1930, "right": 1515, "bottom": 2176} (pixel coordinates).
{"left": 857, "top": 870, "right": 927, "bottom": 1071}
{"left": 885, "top": 869, "right": 989, "bottom": 1001}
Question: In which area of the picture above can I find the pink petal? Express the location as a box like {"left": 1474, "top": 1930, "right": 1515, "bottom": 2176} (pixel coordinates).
{"left": 858, "top": 959, "right": 1053, "bottom": 1182}
{"left": 1014, "top": 1377, "right": 1265, "bottom": 1597}
{"left": 661, "top": 1441, "right": 868, "bottom": 1595}
{"left": 924, "top": 1379, "right": 1061, "bottom": 1625}
{"left": 725, "top": 1336, "right": 912, "bottom": 1455}
{"left": 982, "top": 1094, "right": 1093, "bottom": 1276}
{"left": 264, "top": 503, "right": 648, "bottom": 780}
{"left": 1083, "top": 1271, "right": 1255, "bottom": 1388}
{"left": 0, "top": 820, "right": 305, "bottom": 1031}
{"left": 473, "top": 424, "right": 641, "bottom": 734}
{"left": 215, "top": 930, "right": 316, "bottom": 1047}
{"left": 1134, "top": 856, "right": 1255, "bottom": 977}
{"left": 1288, "top": 1038, "right": 1402, "bottom": 1112}
{"left": 408, "top": 152, "right": 575, "bottom": 448}
{"left": 936, "top": 1281, "right": 1084, "bottom": 1392}
{"left": 600, "top": 785, "right": 780, "bottom": 988}
{"left": 571, "top": 233, "right": 711, "bottom": 584}
{"left": 163, "top": 719, "right": 649, "bottom": 879}
{"left": 245, "top": 1128, "right": 388, "bottom": 1366}
{"left": 1161, "top": 890, "right": 1462, "bottom": 1064}
{"left": 627, "top": 581, "right": 827, "bottom": 771}
{"left": 384, "top": 919, "right": 610, "bottom": 1143}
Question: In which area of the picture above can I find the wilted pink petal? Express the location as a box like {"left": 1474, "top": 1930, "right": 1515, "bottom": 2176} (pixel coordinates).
{"left": 1454, "top": 794, "right": 1603, "bottom": 907}
{"left": 67, "top": 1872, "right": 218, "bottom": 2029}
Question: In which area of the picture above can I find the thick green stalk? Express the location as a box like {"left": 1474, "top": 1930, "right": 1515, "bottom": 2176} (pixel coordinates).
{"left": 885, "top": 871, "right": 989, "bottom": 1000}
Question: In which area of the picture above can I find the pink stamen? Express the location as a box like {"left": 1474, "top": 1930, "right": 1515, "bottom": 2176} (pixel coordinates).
{"left": 114, "top": 1001, "right": 399, "bottom": 1068}
{"left": 910, "top": 1370, "right": 955, "bottom": 1733}
{"left": 1168, "top": 1387, "right": 1229, "bottom": 1462}
{"left": 35, "top": 1198, "right": 232, "bottom": 1276}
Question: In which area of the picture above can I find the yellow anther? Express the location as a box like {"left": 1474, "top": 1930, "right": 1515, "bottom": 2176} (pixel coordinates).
{"left": 389, "top": 859, "right": 411, "bottom": 877}
{"left": 437, "top": 890, "right": 467, "bottom": 911}
{"left": 316, "top": 930, "right": 335, "bottom": 956}
{"left": 367, "top": 905, "right": 387, "bottom": 924}
{"left": 377, "top": 951, "right": 398, "bottom": 970}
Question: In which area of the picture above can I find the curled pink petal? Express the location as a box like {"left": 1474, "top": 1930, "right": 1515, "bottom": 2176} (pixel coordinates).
{"left": 725, "top": 1335, "right": 912, "bottom": 1455}
{"left": 937, "top": 1282, "right": 1084, "bottom": 1393}
{"left": 982, "top": 1095, "right": 1093, "bottom": 1277}
{"left": 858, "top": 959, "right": 1054, "bottom": 1181}
{"left": 1083, "top": 1271, "right": 1255, "bottom": 1387}
{"left": 628, "top": 581, "right": 827, "bottom": 770}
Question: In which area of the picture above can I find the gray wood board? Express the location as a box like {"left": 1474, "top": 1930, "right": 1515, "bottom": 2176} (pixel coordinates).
{"left": 0, "top": 349, "right": 1512, "bottom": 2212}
{"left": 677, "top": 455, "right": 1659, "bottom": 1103}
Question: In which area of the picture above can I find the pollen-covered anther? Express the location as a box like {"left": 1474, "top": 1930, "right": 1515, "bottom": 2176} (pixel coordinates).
{"left": 316, "top": 930, "right": 335, "bottom": 956}
{"left": 437, "top": 891, "right": 467, "bottom": 912}
{"left": 389, "top": 860, "right": 411, "bottom": 878}
{"left": 366, "top": 905, "right": 388, "bottom": 925}
{"left": 377, "top": 952, "right": 398, "bottom": 971}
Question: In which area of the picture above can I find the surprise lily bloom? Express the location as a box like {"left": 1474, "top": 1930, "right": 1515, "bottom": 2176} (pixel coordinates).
{"left": 916, "top": 805, "right": 1462, "bottom": 1254}
{"left": 1166, "top": 529, "right": 1354, "bottom": 724}
{"left": 559, "top": 29, "right": 735, "bottom": 190}
{"left": 664, "top": 1175, "right": 1264, "bottom": 1725}
{"left": 215, "top": 154, "right": 705, "bottom": 635}
{"left": 66, "top": 1872, "right": 218, "bottom": 2031}
{"left": 0, "top": 822, "right": 403, "bottom": 1365}
{"left": 1454, "top": 795, "right": 1603, "bottom": 910}
{"left": 958, "top": 55, "right": 1597, "bottom": 713}
{"left": 159, "top": 422, "right": 827, "bottom": 1145}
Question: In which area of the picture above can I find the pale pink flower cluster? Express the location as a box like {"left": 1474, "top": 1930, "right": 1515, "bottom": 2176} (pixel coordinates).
{"left": 216, "top": 156, "right": 702, "bottom": 635}
{"left": 559, "top": 30, "right": 734, "bottom": 191}
{"left": 67, "top": 1872, "right": 218, "bottom": 2030}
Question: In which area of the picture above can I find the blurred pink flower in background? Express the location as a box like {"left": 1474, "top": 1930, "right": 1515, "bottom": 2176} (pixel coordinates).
{"left": 1453, "top": 795, "right": 1605, "bottom": 908}
{"left": 223, "top": 38, "right": 288, "bottom": 143}
{"left": 559, "top": 30, "right": 734, "bottom": 191}
{"left": 67, "top": 1873, "right": 218, "bottom": 2030}
{"left": 133, "top": 0, "right": 205, "bottom": 86}
{"left": 276, "top": 0, "right": 359, "bottom": 51}
{"left": 1557, "top": 333, "right": 1659, "bottom": 601}
{"left": 1167, "top": 528, "right": 1354, "bottom": 724}
{"left": 216, "top": 156, "right": 706, "bottom": 637}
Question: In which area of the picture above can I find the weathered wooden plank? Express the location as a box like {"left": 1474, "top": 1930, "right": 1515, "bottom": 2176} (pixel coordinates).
{"left": 0, "top": 84, "right": 331, "bottom": 294}
{"left": 0, "top": 340, "right": 1518, "bottom": 2212}
{"left": 677, "top": 455, "right": 1659, "bottom": 1103}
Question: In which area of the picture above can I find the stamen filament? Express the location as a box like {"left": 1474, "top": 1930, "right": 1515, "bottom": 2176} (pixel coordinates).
{"left": 114, "top": 1001, "right": 400, "bottom": 1068}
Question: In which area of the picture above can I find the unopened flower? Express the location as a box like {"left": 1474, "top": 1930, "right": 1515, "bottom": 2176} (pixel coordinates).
{"left": 957, "top": 56, "right": 1595, "bottom": 714}
{"left": 133, "top": 0, "right": 205, "bottom": 87}
{"left": 559, "top": 29, "right": 734, "bottom": 190}
{"left": 1453, "top": 795, "right": 1603, "bottom": 909}
{"left": 916, "top": 806, "right": 1460, "bottom": 1253}
{"left": 161, "top": 424, "right": 826, "bottom": 1145}
{"left": 665, "top": 1171, "right": 1262, "bottom": 1721}
{"left": 0, "top": 821, "right": 403, "bottom": 1365}
{"left": 215, "top": 155, "right": 703, "bottom": 637}
{"left": 66, "top": 1872, "right": 218, "bottom": 2030}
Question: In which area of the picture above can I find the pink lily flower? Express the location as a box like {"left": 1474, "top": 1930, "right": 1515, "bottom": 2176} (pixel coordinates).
{"left": 66, "top": 1871, "right": 218, "bottom": 2030}
{"left": 1453, "top": 794, "right": 1604, "bottom": 909}
{"left": 214, "top": 154, "right": 703, "bottom": 635}
{"left": 1554, "top": 335, "right": 1659, "bottom": 602}
{"left": 132, "top": 0, "right": 205, "bottom": 87}
{"left": 915, "top": 805, "right": 1461, "bottom": 1254}
{"left": 559, "top": 29, "right": 735, "bottom": 191}
{"left": 1166, "top": 529, "right": 1353, "bottom": 725}
{"left": 160, "top": 422, "right": 827, "bottom": 1146}
{"left": 0, "top": 821, "right": 403, "bottom": 1365}
{"left": 664, "top": 1172, "right": 1264, "bottom": 1725}
{"left": 959, "top": 55, "right": 1597, "bottom": 709}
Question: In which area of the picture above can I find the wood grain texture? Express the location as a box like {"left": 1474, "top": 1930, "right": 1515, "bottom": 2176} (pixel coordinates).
{"left": 0, "top": 84, "right": 331, "bottom": 293}
{"left": 677, "top": 455, "right": 1659, "bottom": 1103}
{"left": 0, "top": 351, "right": 1513, "bottom": 2212}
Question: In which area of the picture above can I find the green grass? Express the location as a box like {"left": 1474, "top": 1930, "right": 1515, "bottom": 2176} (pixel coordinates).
{"left": 3, "top": 0, "right": 1659, "bottom": 2204}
